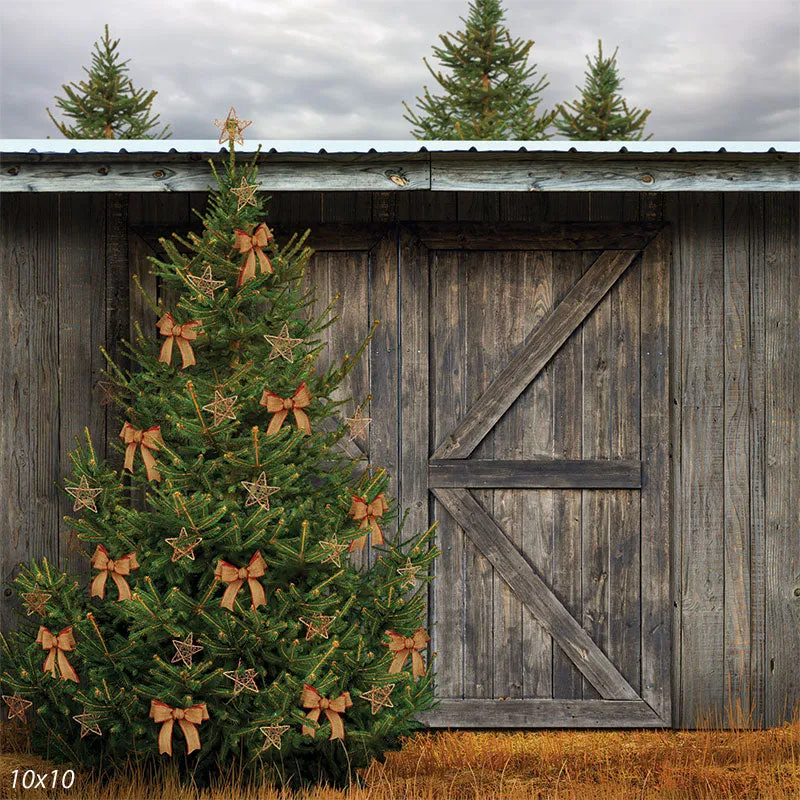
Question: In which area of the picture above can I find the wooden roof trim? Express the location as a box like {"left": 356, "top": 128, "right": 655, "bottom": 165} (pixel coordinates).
{"left": 1, "top": 150, "right": 798, "bottom": 192}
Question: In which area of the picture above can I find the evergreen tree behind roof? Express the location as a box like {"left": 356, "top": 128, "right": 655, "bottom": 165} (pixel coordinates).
{"left": 46, "top": 24, "right": 172, "bottom": 139}
{"left": 402, "top": 0, "right": 556, "bottom": 140}
{"left": 554, "top": 40, "right": 652, "bottom": 140}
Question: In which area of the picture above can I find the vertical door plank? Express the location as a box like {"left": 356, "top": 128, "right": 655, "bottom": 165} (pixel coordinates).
{"left": 549, "top": 194, "right": 589, "bottom": 700}
{"left": 723, "top": 192, "right": 753, "bottom": 725}
{"left": 640, "top": 226, "right": 672, "bottom": 723}
{"left": 368, "top": 233, "right": 400, "bottom": 562}
{"left": 747, "top": 193, "right": 766, "bottom": 728}
{"left": 491, "top": 250, "right": 527, "bottom": 700}
{"left": 0, "top": 195, "right": 59, "bottom": 631}
{"left": 398, "top": 226, "right": 431, "bottom": 585}
{"left": 463, "top": 250, "right": 495, "bottom": 700}
{"left": 681, "top": 194, "right": 725, "bottom": 727}
{"left": 431, "top": 250, "right": 466, "bottom": 698}
{"left": 764, "top": 192, "right": 800, "bottom": 726}
{"left": 58, "top": 193, "right": 107, "bottom": 575}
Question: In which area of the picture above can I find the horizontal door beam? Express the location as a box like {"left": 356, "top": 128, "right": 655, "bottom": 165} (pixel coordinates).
{"left": 416, "top": 699, "right": 665, "bottom": 728}
{"left": 428, "top": 459, "right": 642, "bottom": 488}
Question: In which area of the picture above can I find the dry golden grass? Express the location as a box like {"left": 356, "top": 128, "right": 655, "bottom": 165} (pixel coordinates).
{"left": 1, "top": 704, "right": 798, "bottom": 800}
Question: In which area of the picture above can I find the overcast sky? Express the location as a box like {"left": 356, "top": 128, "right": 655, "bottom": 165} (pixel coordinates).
{"left": 1, "top": 0, "right": 798, "bottom": 141}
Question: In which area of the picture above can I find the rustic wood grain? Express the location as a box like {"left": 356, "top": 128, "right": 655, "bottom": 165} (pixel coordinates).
{"left": 764, "top": 191, "right": 800, "bottom": 726}
{"left": 1, "top": 195, "right": 58, "bottom": 630}
{"left": 428, "top": 460, "right": 642, "bottom": 488}
{"left": 430, "top": 250, "right": 466, "bottom": 698}
{"left": 416, "top": 698, "right": 664, "bottom": 728}
{"left": 640, "top": 227, "right": 672, "bottom": 724}
{"left": 433, "top": 488, "right": 639, "bottom": 700}
{"left": 747, "top": 193, "right": 766, "bottom": 728}
{"left": 680, "top": 193, "right": 725, "bottom": 728}
{"left": 409, "top": 222, "right": 662, "bottom": 251}
{"left": 58, "top": 193, "right": 107, "bottom": 576}
{"left": 432, "top": 249, "right": 641, "bottom": 461}
{"left": 723, "top": 192, "right": 753, "bottom": 725}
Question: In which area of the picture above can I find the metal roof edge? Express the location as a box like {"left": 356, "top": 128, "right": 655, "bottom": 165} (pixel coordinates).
{"left": 2, "top": 139, "right": 799, "bottom": 155}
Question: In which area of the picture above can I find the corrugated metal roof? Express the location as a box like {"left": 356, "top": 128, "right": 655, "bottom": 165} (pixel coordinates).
{"left": 2, "top": 139, "right": 799, "bottom": 155}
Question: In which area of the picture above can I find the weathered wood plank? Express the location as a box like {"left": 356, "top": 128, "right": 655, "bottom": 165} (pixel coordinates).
{"left": 640, "top": 227, "right": 672, "bottom": 724}
{"left": 368, "top": 230, "right": 400, "bottom": 559}
{"left": 2, "top": 154, "right": 431, "bottom": 193}
{"left": 397, "top": 190, "right": 458, "bottom": 222}
{"left": 431, "top": 250, "right": 466, "bottom": 697}
{"left": 428, "top": 459, "right": 642, "bottom": 488}
{"left": 432, "top": 488, "right": 639, "bottom": 700}
{"left": 431, "top": 154, "right": 800, "bottom": 192}
{"left": 398, "top": 225, "right": 431, "bottom": 592}
{"left": 1, "top": 195, "right": 58, "bottom": 631}
{"left": 520, "top": 250, "right": 555, "bottom": 699}
{"left": 490, "top": 249, "right": 527, "bottom": 700}
{"left": 723, "top": 192, "right": 753, "bottom": 726}
{"left": 680, "top": 194, "right": 725, "bottom": 728}
{"left": 58, "top": 193, "right": 106, "bottom": 575}
{"left": 764, "top": 192, "right": 800, "bottom": 726}
{"left": 409, "top": 222, "right": 662, "bottom": 251}
{"left": 433, "top": 249, "right": 640, "bottom": 460}
{"left": 416, "top": 699, "right": 664, "bottom": 728}
{"left": 747, "top": 193, "right": 766, "bottom": 728}
{"left": 463, "top": 249, "right": 495, "bottom": 701}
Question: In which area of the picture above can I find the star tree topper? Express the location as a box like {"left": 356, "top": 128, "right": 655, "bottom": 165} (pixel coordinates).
{"left": 213, "top": 106, "right": 252, "bottom": 145}
{"left": 264, "top": 323, "right": 304, "bottom": 363}
{"left": 65, "top": 475, "right": 102, "bottom": 513}
{"left": 241, "top": 472, "right": 280, "bottom": 511}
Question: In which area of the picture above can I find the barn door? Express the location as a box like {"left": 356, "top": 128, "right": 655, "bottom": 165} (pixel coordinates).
{"left": 414, "top": 222, "right": 671, "bottom": 728}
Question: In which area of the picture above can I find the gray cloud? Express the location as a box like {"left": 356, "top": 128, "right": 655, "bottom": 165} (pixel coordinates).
{"left": 1, "top": 0, "right": 798, "bottom": 141}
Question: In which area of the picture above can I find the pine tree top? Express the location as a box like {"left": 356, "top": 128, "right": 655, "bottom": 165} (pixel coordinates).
{"left": 46, "top": 23, "right": 172, "bottom": 139}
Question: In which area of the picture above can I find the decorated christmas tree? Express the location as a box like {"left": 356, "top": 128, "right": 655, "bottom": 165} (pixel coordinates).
{"left": 1, "top": 108, "right": 439, "bottom": 790}
{"left": 46, "top": 23, "right": 172, "bottom": 139}
{"left": 554, "top": 40, "right": 652, "bottom": 140}
{"left": 402, "top": 0, "right": 556, "bottom": 139}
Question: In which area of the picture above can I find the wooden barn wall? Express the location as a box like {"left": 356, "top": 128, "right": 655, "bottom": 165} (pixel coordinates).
{"left": 1, "top": 188, "right": 798, "bottom": 729}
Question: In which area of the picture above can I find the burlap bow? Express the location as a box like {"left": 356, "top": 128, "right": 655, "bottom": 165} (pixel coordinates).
{"left": 233, "top": 222, "right": 274, "bottom": 287}
{"left": 36, "top": 626, "right": 79, "bottom": 683}
{"left": 260, "top": 381, "right": 312, "bottom": 436}
{"left": 348, "top": 492, "right": 389, "bottom": 551}
{"left": 214, "top": 551, "right": 267, "bottom": 611}
{"left": 156, "top": 313, "right": 201, "bottom": 370}
{"left": 119, "top": 422, "right": 163, "bottom": 482}
{"left": 385, "top": 626, "right": 430, "bottom": 679}
{"left": 90, "top": 545, "right": 139, "bottom": 601}
{"left": 301, "top": 684, "right": 352, "bottom": 740}
{"left": 149, "top": 700, "right": 209, "bottom": 756}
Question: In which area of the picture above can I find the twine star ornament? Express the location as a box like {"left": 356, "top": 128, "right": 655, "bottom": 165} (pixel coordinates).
{"left": 264, "top": 323, "right": 304, "bottom": 363}
{"left": 360, "top": 684, "right": 395, "bottom": 715}
{"left": 202, "top": 390, "right": 238, "bottom": 427}
{"left": 223, "top": 662, "right": 259, "bottom": 695}
{"left": 65, "top": 475, "right": 102, "bottom": 513}
{"left": 21, "top": 587, "right": 51, "bottom": 616}
{"left": 187, "top": 266, "right": 226, "bottom": 299}
{"left": 73, "top": 710, "right": 102, "bottom": 738}
{"left": 298, "top": 612, "right": 335, "bottom": 641}
{"left": 231, "top": 176, "right": 261, "bottom": 212}
{"left": 344, "top": 410, "right": 371, "bottom": 441}
{"left": 318, "top": 537, "right": 348, "bottom": 568}
{"left": 96, "top": 381, "right": 119, "bottom": 406}
{"left": 397, "top": 558, "right": 421, "bottom": 589}
{"left": 241, "top": 472, "right": 280, "bottom": 511}
{"left": 2, "top": 695, "right": 32, "bottom": 723}
{"left": 213, "top": 107, "right": 252, "bottom": 145}
{"left": 164, "top": 527, "right": 203, "bottom": 562}
{"left": 260, "top": 723, "right": 290, "bottom": 751}
{"left": 171, "top": 632, "right": 204, "bottom": 668}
